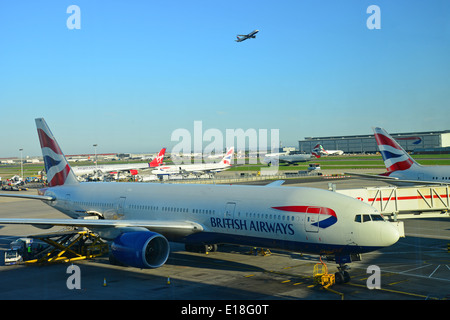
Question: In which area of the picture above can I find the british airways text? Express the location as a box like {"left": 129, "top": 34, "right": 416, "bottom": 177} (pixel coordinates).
{"left": 210, "top": 217, "right": 295, "bottom": 235}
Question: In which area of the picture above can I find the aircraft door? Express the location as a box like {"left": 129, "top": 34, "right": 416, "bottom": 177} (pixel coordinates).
{"left": 117, "top": 197, "right": 126, "bottom": 215}
{"left": 305, "top": 207, "right": 320, "bottom": 233}
{"left": 224, "top": 202, "right": 236, "bottom": 232}
{"left": 224, "top": 202, "right": 236, "bottom": 219}
{"left": 63, "top": 194, "right": 72, "bottom": 213}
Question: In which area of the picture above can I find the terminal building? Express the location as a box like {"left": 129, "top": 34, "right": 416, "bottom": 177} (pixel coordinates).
{"left": 298, "top": 130, "right": 450, "bottom": 154}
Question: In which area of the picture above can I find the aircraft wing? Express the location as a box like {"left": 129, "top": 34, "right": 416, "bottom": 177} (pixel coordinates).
{"left": 0, "top": 218, "right": 204, "bottom": 237}
{"left": 266, "top": 180, "right": 285, "bottom": 187}
{"left": 344, "top": 172, "right": 450, "bottom": 186}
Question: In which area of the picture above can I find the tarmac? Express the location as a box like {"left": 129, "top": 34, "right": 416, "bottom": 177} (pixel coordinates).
{"left": 0, "top": 177, "right": 449, "bottom": 302}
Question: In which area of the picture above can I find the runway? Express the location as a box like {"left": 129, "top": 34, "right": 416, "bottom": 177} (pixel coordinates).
{"left": 0, "top": 179, "right": 449, "bottom": 301}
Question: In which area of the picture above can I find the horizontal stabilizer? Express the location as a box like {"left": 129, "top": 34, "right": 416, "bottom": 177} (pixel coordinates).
{"left": 0, "top": 193, "right": 55, "bottom": 201}
{"left": 344, "top": 172, "right": 450, "bottom": 186}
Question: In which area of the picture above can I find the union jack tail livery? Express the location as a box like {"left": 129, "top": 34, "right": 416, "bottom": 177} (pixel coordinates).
{"left": 220, "top": 147, "right": 234, "bottom": 166}
{"left": 36, "top": 118, "right": 79, "bottom": 187}
{"left": 311, "top": 144, "right": 324, "bottom": 158}
{"left": 373, "top": 127, "right": 420, "bottom": 173}
{"left": 149, "top": 148, "right": 166, "bottom": 167}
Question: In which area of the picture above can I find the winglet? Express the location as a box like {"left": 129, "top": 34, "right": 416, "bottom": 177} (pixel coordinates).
{"left": 266, "top": 180, "right": 285, "bottom": 187}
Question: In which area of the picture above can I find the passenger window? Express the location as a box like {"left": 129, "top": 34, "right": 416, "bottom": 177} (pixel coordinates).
{"left": 354, "top": 215, "right": 361, "bottom": 223}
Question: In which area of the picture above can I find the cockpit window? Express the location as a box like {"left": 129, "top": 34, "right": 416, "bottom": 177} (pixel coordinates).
{"left": 371, "top": 214, "right": 384, "bottom": 221}
{"left": 355, "top": 213, "right": 385, "bottom": 223}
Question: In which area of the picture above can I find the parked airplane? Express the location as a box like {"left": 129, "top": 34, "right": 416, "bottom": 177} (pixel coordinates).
{"left": 312, "top": 144, "right": 344, "bottom": 157}
{"left": 0, "top": 119, "right": 400, "bottom": 283}
{"left": 151, "top": 147, "right": 234, "bottom": 176}
{"left": 72, "top": 148, "right": 166, "bottom": 177}
{"left": 348, "top": 127, "right": 450, "bottom": 185}
{"left": 235, "top": 30, "right": 259, "bottom": 42}
{"left": 263, "top": 149, "right": 320, "bottom": 166}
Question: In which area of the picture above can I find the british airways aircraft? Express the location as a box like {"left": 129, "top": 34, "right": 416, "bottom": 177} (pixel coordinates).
{"left": 349, "top": 127, "right": 450, "bottom": 185}
{"left": 0, "top": 119, "right": 400, "bottom": 283}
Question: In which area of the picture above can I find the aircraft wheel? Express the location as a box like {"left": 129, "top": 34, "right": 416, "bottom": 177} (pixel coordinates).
{"left": 185, "top": 244, "right": 217, "bottom": 253}
{"left": 335, "top": 272, "right": 344, "bottom": 284}
{"left": 205, "top": 244, "right": 218, "bottom": 253}
{"left": 343, "top": 271, "right": 351, "bottom": 283}
{"left": 335, "top": 271, "right": 351, "bottom": 284}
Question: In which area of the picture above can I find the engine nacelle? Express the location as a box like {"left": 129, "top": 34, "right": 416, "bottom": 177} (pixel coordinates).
{"left": 110, "top": 231, "right": 170, "bottom": 268}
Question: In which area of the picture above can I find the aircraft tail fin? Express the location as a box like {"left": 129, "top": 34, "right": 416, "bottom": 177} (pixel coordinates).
{"left": 149, "top": 148, "right": 166, "bottom": 167}
{"left": 373, "top": 127, "right": 420, "bottom": 172}
{"left": 35, "top": 118, "right": 79, "bottom": 187}
{"left": 220, "top": 147, "right": 234, "bottom": 166}
{"left": 311, "top": 144, "right": 324, "bottom": 158}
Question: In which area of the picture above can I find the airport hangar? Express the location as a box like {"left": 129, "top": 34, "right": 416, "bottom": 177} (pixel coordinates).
{"left": 298, "top": 129, "right": 450, "bottom": 154}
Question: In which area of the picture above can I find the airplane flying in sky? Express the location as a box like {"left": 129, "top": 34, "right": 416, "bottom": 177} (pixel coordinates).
{"left": 312, "top": 144, "right": 344, "bottom": 157}
{"left": 0, "top": 119, "right": 401, "bottom": 283}
{"left": 348, "top": 127, "right": 450, "bottom": 185}
{"left": 71, "top": 148, "right": 166, "bottom": 178}
{"left": 235, "top": 30, "right": 259, "bottom": 42}
{"left": 151, "top": 147, "right": 234, "bottom": 176}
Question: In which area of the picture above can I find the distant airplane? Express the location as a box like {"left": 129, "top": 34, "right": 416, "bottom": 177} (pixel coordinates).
{"left": 235, "top": 30, "right": 259, "bottom": 42}
{"left": 0, "top": 118, "right": 400, "bottom": 283}
{"left": 347, "top": 127, "right": 450, "bottom": 185}
{"left": 312, "top": 144, "right": 344, "bottom": 157}
{"left": 72, "top": 148, "right": 166, "bottom": 177}
{"left": 152, "top": 147, "right": 234, "bottom": 176}
{"left": 263, "top": 147, "right": 321, "bottom": 166}
{"left": 263, "top": 152, "right": 312, "bottom": 165}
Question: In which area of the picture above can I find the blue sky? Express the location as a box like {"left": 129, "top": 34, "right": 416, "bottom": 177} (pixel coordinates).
{"left": 1, "top": 1, "right": 449, "bottom": 157}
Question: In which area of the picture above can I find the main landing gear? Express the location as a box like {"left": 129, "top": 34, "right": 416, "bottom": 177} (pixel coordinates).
{"left": 185, "top": 243, "right": 218, "bottom": 254}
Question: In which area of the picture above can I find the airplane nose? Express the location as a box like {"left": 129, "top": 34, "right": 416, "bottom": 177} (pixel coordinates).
{"left": 380, "top": 223, "right": 400, "bottom": 246}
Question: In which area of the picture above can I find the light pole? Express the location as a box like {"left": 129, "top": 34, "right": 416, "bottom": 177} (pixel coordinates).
{"left": 19, "top": 148, "right": 23, "bottom": 180}
{"left": 93, "top": 144, "right": 98, "bottom": 171}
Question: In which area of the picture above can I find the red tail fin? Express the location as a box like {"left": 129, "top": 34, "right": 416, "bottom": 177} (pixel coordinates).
{"left": 149, "top": 148, "right": 166, "bottom": 167}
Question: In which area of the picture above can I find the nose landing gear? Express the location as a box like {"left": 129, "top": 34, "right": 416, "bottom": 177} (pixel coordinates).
{"left": 332, "top": 253, "right": 361, "bottom": 284}
{"left": 335, "top": 264, "right": 351, "bottom": 284}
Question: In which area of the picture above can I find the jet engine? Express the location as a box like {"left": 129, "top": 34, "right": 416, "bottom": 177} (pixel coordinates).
{"left": 110, "top": 231, "right": 170, "bottom": 268}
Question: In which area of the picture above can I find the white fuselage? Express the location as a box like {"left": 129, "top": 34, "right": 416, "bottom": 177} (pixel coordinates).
{"left": 389, "top": 164, "right": 450, "bottom": 184}
{"left": 72, "top": 163, "right": 151, "bottom": 175}
{"left": 152, "top": 162, "right": 230, "bottom": 175}
{"left": 42, "top": 182, "right": 399, "bottom": 256}
{"left": 324, "top": 150, "right": 344, "bottom": 156}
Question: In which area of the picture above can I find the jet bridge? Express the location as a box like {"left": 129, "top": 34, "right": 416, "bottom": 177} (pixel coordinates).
{"left": 335, "top": 184, "right": 450, "bottom": 220}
